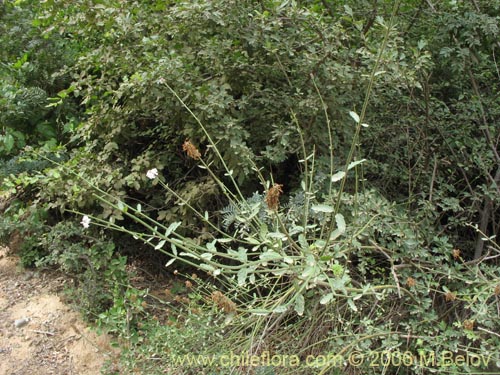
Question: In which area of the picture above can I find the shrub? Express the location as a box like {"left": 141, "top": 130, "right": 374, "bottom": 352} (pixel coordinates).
{"left": 36, "top": 221, "right": 129, "bottom": 320}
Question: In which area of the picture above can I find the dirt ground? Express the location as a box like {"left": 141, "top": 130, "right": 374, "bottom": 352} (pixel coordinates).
{"left": 0, "top": 247, "right": 117, "bottom": 375}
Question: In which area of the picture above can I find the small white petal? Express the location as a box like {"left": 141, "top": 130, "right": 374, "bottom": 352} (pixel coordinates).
{"left": 81, "top": 215, "right": 91, "bottom": 228}
{"left": 146, "top": 168, "right": 159, "bottom": 180}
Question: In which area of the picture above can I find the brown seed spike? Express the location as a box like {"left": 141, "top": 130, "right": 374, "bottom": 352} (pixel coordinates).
{"left": 463, "top": 319, "right": 474, "bottom": 331}
{"left": 445, "top": 291, "right": 456, "bottom": 302}
{"left": 265, "top": 184, "right": 283, "bottom": 210}
{"left": 182, "top": 140, "right": 201, "bottom": 160}
{"left": 210, "top": 291, "right": 236, "bottom": 313}
{"left": 406, "top": 277, "right": 416, "bottom": 287}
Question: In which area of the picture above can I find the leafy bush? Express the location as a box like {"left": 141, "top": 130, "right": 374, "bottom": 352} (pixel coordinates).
{"left": 361, "top": 0, "right": 500, "bottom": 260}
{"left": 35, "top": 221, "right": 129, "bottom": 320}
{"left": 1, "top": 1, "right": 499, "bottom": 374}
{"left": 31, "top": 0, "right": 401, "bottom": 219}
{"left": 77, "top": 78, "right": 499, "bottom": 374}
{"left": 0, "top": 1, "right": 78, "bottom": 159}
{"left": 0, "top": 199, "right": 50, "bottom": 266}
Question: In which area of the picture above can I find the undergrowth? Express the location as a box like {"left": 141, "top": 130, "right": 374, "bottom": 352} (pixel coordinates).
{"left": 1, "top": 1, "right": 498, "bottom": 374}
{"left": 56, "top": 9, "right": 500, "bottom": 374}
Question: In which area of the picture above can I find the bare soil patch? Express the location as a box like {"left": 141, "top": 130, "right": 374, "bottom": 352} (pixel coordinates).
{"left": 0, "top": 247, "right": 116, "bottom": 375}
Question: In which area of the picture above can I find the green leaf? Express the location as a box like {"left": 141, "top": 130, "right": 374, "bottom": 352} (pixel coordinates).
{"left": 347, "top": 298, "right": 358, "bottom": 312}
{"left": 267, "top": 232, "right": 287, "bottom": 240}
{"left": 349, "top": 111, "right": 360, "bottom": 123}
{"left": 171, "top": 243, "right": 177, "bottom": 256}
{"left": 259, "top": 250, "right": 282, "bottom": 262}
{"left": 404, "top": 238, "right": 419, "bottom": 249}
{"left": 117, "top": 201, "right": 126, "bottom": 212}
{"left": 180, "top": 252, "right": 200, "bottom": 259}
{"left": 320, "top": 293, "right": 334, "bottom": 305}
{"left": 311, "top": 204, "right": 334, "bottom": 213}
{"left": 298, "top": 234, "right": 308, "bottom": 249}
{"left": 36, "top": 123, "right": 57, "bottom": 139}
{"left": 347, "top": 159, "right": 366, "bottom": 170}
{"left": 331, "top": 171, "right": 345, "bottom": 182}
{"left": 13, "top": 52, "right": 28, "bottom": 69}
{"left": 237, "top": 247, "right": 247, "bottom": 262}
{"left": 155, "top": 239, "right": 166, "bottom": 250}
{"left": 330, "top": 214, "right": 346, "bottom": 240}
{"left": 200, "top": 252, "right": 213, "bottom": 261}
{"left": 237, "top": 268, "right": 247, "bottom": 286}
{"left": 301, "top": 265, "right": 317, "bottom": 278}
{"left": 3, "top": 134, "right": 15, "bottom": 153}
{"left": 259, "top": 223, "right": 268, "bottom": 237}
{"left": 249, "top": 309, "right": 271, "bottom": 316}
{"left": 206, "top": 240, "right": 217, "bottom": 252}
{"left": 418, "top": 39, "right": 427, "bottom": 50}
{"left": 273, "top": 305, "right": 288, "bottom": 313}
{"left": 294, "top": 294, "right": 305, "bottom": 316}
{"left": 344, "top": 4, "right": 353, "bottom": 16}
{"left": 245, "top": 237, "right": 261, "bottom": 245}
{"left": 335, "top": 214, "right": 346, "bottom": 232}
{"left": 165, "top": 221, "right": 181, "bottom": 236}
{"left": 199, "top": 263, "right": 215, "bottom": 272}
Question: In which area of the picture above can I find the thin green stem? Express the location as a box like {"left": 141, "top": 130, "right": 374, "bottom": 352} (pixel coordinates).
{"left": 165, "top": 83, "right": 247, "bottom": 203}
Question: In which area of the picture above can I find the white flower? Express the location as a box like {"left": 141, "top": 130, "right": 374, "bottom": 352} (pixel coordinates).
{"left": 146, "top": 168, "right": 159, "bottom": 180}
{"left": 81, "top": 215, "right": 91, "bottom": 229}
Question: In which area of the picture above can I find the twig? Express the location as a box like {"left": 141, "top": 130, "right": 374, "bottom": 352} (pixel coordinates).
{"left": 399, "top": 334, "right": 428, "bottom": 339}
{"left": 477, "top": 326, "right": 500, "bottom": 339}
{"left": 425, "top": 0, "right": 436, "bottom": 12}
{"left": 30, "top": 329, "right": 55, "bottom": 336}
{"left": 320, "top": 0, "right": 334, "bottom": 18}
{"left": 428, "top": 156, "right": 438, "bottom": 202}
{"left": 369, "top": 240, "right": 401, "bottom": 298}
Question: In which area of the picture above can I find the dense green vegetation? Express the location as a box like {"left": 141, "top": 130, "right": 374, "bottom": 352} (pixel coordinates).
{"left": 1, "top": 0, "right": 499, "bottom": 374}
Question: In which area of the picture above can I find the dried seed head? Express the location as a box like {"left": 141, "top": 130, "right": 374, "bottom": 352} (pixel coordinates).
{"left": 406, "top": 277, "right": 416, "bottom": 287}
{"left": 265, "top": 184, "right": 283, "bottom": 210}
{"left": 190, "top": 307, "right": 200, "bottom": 315}
{"left": 445, "top": 291, "right": 457, "bottom": 302}
{"left": 452, "top": 249, "right": 461, "bottom": 260}
{"left": 495, "top": 284, "right": 500, "bottom": 296}
{"left": 211, "top": 291, "right": 237, "bottom": 313}
{"left": 182, "top": 140, "right": 201, "bottom": 160}
{"left": 185, "top": 280, "right": 193, "bottom": 289}
{"left": 463, "top": 319, "right": 474, "bottom": 331}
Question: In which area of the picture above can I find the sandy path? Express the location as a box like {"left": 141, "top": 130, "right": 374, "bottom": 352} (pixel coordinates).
{"left": 0, "top": 247, "right": 116, "bottom": 375}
